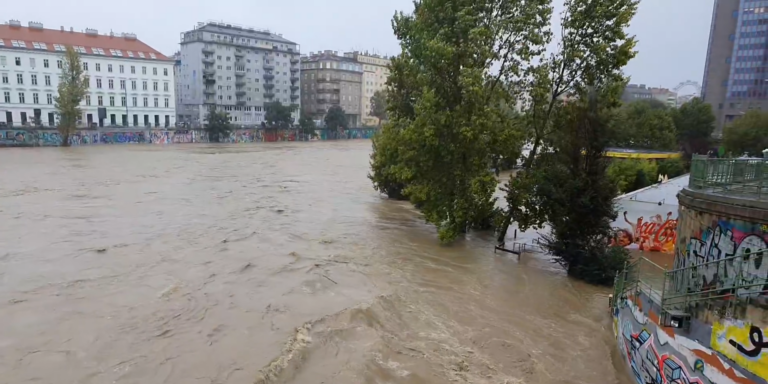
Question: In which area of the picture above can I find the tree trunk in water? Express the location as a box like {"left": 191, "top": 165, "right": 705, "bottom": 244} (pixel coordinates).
{"left": 496, "top": 140, "right": 541, "bottom": 245}
{"left": 60, "top": 133, "right": 71, "bottom": 147}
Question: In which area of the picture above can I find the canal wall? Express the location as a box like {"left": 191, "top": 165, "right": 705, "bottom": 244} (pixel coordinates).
{"left": 614, "top": 183, "right": 768, "bottom": 384}
{"left": 0, "top": 127, "right": 378, "bottom": 147}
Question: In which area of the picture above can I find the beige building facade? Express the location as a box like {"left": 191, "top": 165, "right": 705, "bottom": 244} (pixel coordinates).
{"left": 345, "top": 52, "right": 390, "bottom": 126}
{"left": 300, "top": 51, "right": 362, "bottom": 126}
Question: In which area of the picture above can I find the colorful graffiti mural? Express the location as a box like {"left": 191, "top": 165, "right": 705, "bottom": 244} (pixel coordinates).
{"left": 673, "top": 219, "right": 768, "bottom": 299}
{"left": 614, "top": 211, "right": 678, "bottom": 253}
{"left": 614, "top": 296, "right": 762, "bottom": 384}
{"left": 0, "top": 128, "right": 378, "bottom": 147}
{"left": 712, "top": 319, "right": 768, "bottom": 380}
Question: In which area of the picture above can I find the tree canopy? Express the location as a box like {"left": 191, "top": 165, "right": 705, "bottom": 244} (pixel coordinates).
{"left": 55, "top": 46, "right": 89, "bottom": 147}
{"left": 370, "top": 90, "right": 388, "bottom": 126}
{"left": 612, "top": 100, "right": 677, "bottom": 151}
{"left": 723, "top": 110, "right": 768, "bottom": 157}
{"left": 204, "top": 110, "right": 233, "bottom": 142}
{"left": 264, "top": 102, "right": 294, "bottom": 129}
{"left": 673, "top": 97, "right": 715, "bottom": 156}
{"left": 298, "top": 113, "right": 317, "bottom": 137}
{"left": 324, "top": 106, "right": 348, "bottom": 130}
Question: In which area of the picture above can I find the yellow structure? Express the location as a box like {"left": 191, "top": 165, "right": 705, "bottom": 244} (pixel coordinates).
{"left": 349, "top": 52, "right": 390, "bottom": 126}
{"left": 604, "top": 147, "right": 683, "bottom": 159}
{"left": 712, "top": 319, "right": 768, "bottom": 380}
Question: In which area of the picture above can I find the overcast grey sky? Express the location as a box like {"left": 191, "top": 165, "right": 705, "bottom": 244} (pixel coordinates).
{"left": 7, "top": 0, "right": 712, "bottom": 91}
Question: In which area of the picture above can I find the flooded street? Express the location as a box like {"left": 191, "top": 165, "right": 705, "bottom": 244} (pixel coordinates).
{"left": 0, "top": 142, "right": 629, "bottom": 384}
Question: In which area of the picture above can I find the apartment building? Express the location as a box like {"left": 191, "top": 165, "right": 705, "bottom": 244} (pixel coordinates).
{"left": 0, "top": 19, "right": 175, "bottom": 127}
{"left": 345, "top": 52, "right": 390, "bottom": 126}
{"left": 176, "top": 21, "right": 300, "bottom": 126}
{"left": 701, "top": 0, "right": 764, "bottom": 137}
{"left": 300, "top": 51, "right": 363, "bottom": 126}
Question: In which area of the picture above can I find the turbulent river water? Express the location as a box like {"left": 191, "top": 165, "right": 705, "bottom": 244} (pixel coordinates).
{"left": 0, "top": 141, "right": 631, "bottom": 384}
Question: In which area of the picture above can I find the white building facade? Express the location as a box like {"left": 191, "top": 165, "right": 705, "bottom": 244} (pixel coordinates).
{"left": 353, "top": 53, "right": 390, "bottom": 126}
{"left": 0, "top": 20, "right": 175, "bottom": 128}
{"left": 176, "top": 21, "right": 301, "bottom": 127}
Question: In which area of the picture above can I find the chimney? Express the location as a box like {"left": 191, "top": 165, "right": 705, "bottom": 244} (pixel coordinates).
{"left": 61, "top": 26, "right": 64, "bottom": 31}
{"left": 28, "top": 21, "right": 43, "bottom": 29}
{"left": 8, "top": 19, "right": 21, "bottom": 27}
{"left": 85, "top": 28, "right": 98, "bottom": 36}
{"left": 70, "top": 27, "right": 74, "bottom": 32}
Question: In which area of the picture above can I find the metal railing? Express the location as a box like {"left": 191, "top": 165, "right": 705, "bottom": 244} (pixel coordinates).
{"left": 688, "top": 155, "right": 768, "bottom": 200}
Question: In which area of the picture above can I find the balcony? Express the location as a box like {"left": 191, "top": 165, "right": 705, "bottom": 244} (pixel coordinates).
{"left": 290, "top": 76, "right": 299, "bottom": 82}
{"left": 317, "top": 98, "right": 328, "bottom": 104}
{"left": 290, "top": 67, "right": 299, "bottom": 73}
{"left": 264, "top": 92, "right": 275, "bottom": 99}
{"left": 290, "top": 57, "right": 299, "bottom": 64}
{"left": 203, "top": 68, "right": 216, "bottom": 76}
{"left": 236, "top": 100, "right": 247, "bottom": 106}
{"left": 203, "top": 98, "right": 216, "bottom": 104}
{"left": 202, "top": 46, "right": 215, "bottom": 54}
{"left": 290, "top": 85, "right": 299, "bottom": 92}
{"left": 263, "top": 73, "right": 275, "bottom": 81}
{"left": 234, "top": 50, "right": 245, "bottom": 58}
{"left": 263, "top": 83, "right": 275, "bottom": 89}
{"left": 235, "top": 69, "right": 246, "bottom": 76}
{"left": 235, "top": 90, "right": 246, "bottom": 96}
{"left": 203, "top": 76, "right": 216, "bottom": 84}
{"left": 202, "top": 56, "right": 214, "bottom": 65}
{"left": 203, "top": 88, "right": 216, "bottom": 95}
{"left": 235, "top": 79, "right": 246, "bottom": 86}
{"left": 290, "top": 94, "right": 299, "bottom": 101}
{"left": 263, "top": 64, "right": 275, "bottom": 71}
{"left": 317, "top": 78, "right": 340, "bottom": 83}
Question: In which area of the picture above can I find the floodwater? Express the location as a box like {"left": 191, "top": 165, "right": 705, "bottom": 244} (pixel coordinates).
{"left": 0, "top": 141, "right": 631, "bottom": 384}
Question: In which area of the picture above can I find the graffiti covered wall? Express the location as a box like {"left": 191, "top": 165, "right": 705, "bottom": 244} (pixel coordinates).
{"left": 712, "top": 319, "right": 768, "bottom": 379}
{"left": 0, "top": 128, "right": 377, "bottom": 147}
{"left": 613, "top": 200, "right": 679, "bottom": 255}
{"left": 615, "top": 293, "right": 763, "bottom": 384}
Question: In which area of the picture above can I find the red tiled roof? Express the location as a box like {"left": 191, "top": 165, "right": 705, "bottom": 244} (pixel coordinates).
{"left": 0, "top": 25, "right": 171, "bottom": 61}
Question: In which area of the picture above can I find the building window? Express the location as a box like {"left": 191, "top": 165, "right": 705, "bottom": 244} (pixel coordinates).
{"left": 95, "top": 63, "right": 101, "bottom": 71}
{"left": 132, "top": 80, "right": 137, "bottom": 90}
{"left": 131, "top": 65, "right": 136, "bottom": 74}
{"left": 15, "top": 57, "right": 21, "bottom": 66}
{"left": 31, "top": 74, "right": 37, "bottom": 85}
{"left": 98, "top": 96, "right": 103, "bottom": 106}
{"left": 143, "top": 81, "right": 147, "bottom": 90}
{"left": 163, "top": 68, "right": 168, "bottom": 76}
{"left": 86, "top": 95, "right": 91, "bottom": 106}
{"left": 164, "top": 98, "right": 169, "bottom": 108}
{"left": 153, "top": 67, "right": 157, "bottom": 75}
{"left": 16, "top": 73, "right": 23, "bottom": 84}
{"left": 154, "top": 97, "right": 159, "bottom": 107}
{"left": 18, "top": 92, "right": 25, "bottom": 103}
{"left": 45, "top": 75, "right": 51, "bottom": 86}
{"left": 83, "top": 62, "right": 88, "bottom": 71}
{"left": 733, "top": 10, "right": 739, "bottom": 18}
{"left": 121, "top": 96, "right": 126, "bottom": 106}
{"left": 132, "top": 96, "right": 137, "bottom": 107}
{"left": 119, "top": 65, "right": 124, "bottom": 73}
{"left": 3, "top": 91, "right": 9, "bottom": 103}
{"left": 729, "top": 34, "right": 736, "bottom": 42}
{"left": 0, "top": 56, "right": 5, "bottom": 66}
{"left": 28, "top": 58, "right": 36, "bottom": 67}
{"left": 142, "top": 66, "right": 147, "bottom": 75}
{"left": 120, "top": 79, "right": 126, "bottom": 90}
{"left": 96, "top": 78, "right": 102, "bottom": 89}
{"left": 1, "top": 74, "right": 6, "bottom": 84}
{"left": 143, "top": 97, "right": 148, "bottom": 107}
{"left": 47, "top": 93, "right": 53, "bottom": 104}
{"left": 153, "top": 81, "right": 158, "bottom": 91}
{"left": 109, "top": 96, "right": 115, "bottom": 107}
{"left": 108, "top": 64, "right": 113, "bottom": 73}
{"left": 108, "top": 79, "right": 114, "bottom": 89}
{"left": 33, "top": 93, "right": 39, "bottom": 104}
{"left": 164, "top": 83, "right": 169, "bottom": 92}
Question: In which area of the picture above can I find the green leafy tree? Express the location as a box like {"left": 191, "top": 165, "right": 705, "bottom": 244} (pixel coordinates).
{"left": 656, "top": 158, "right": 686, "bottom": 178}
{"left": 672, "top": 97, "right": 715, "bottom": 157}
{"left": 607, "top": 159, "right": 658, "bottom": 194}
{"left": 498, "top": 0, "right": 640, "bottom": 243}
{"left": 204, "top": 110, "right": 233, "bottom": 142}
{"left": 265, "top": 102, "right": 294, "bottom": 129}
{"left": 324, "top": 105, "right": 348, "bottom": 131}
{"left": 370, "top": 90, "right": 388, "bottom": 126}
{"left": 510, "top": 87, "right": 630, "bottom": 285}
{"left": 369, "top": 0, "right": 548, "bottom": 242}
{"left": 54, "top": 46, "right": 89, "bottom": 147}
{"left": 612, "top": 100, "right": 677, "bottom": 150}
{"left": 722, "top": 110, "right": 768, "bottom": 157}
{"left": 298, "top": 113, "right": 317, "bottom": 137}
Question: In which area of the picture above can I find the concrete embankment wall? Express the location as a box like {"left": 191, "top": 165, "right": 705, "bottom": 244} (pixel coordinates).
{"left": 0, "top": 127, "right": 378, "bottom": 147}
{"left": 614, "top": 186, "right": 768, "bottom": 384}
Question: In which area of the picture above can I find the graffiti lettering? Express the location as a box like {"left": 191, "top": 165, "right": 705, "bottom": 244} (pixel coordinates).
{"left": 729, "top": 325, "right": 767, "bottom": 358}
{"left": 614, "top": 212, "right": 678, "bottom": 254}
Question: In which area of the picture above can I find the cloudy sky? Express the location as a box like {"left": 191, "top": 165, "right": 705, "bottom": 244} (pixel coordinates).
{"left": 6, "top": 0, "right": 712, "bottom": 91}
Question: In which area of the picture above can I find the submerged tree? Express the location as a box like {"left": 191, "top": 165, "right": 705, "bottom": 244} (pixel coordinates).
{"left": 298, "top": 112, "right": 317, "bottom": 137}
{"left": 265, "top": 101, "right": 294, "bottom": 129}
{"left": 370, "top": 90, "right": 388, "bottom": 127}
{"left": 324, "top": 105, "right": 348, "bottom": 131}
{"left": 204, "top": 110, "right": 233, "bottom": 142}
{"left": 54, "top": 46, "right": 89, "bottom": 147}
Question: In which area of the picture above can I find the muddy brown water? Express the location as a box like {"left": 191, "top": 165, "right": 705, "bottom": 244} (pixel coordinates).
{"left": 0, "top": 141, "right": 632, "bottom": 384}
